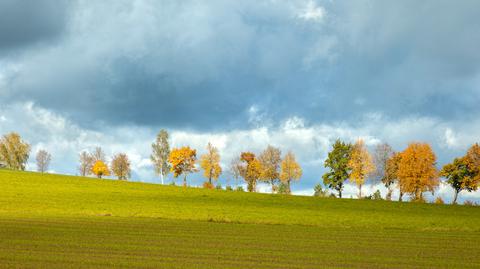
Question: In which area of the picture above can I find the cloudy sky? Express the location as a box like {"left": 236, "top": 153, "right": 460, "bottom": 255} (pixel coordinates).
{"left": 1, "top": 0, "right": 480, "bottom": 203}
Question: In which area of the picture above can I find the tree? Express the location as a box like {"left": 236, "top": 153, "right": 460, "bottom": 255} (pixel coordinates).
{"left": 78, "top": 151, "right": 94, "bottom": 176}
{"left": 111, "top": 153, "right": 131, "bottom": 180}
{"left": 0, "top": 132, "right": 30, "bottom": 171}
{"left": 92, "top": 147, "right": 106, "bottom": 162}
{"left": 397, "top": 143, "right": 439, "bottom": 201}
{"left": 229, "top": 156, "right": 242, "bottom": 188}
{"left": 92, "top": 160, "right": 110, "bottom": 179}
{"left": 239, "top": 152, "right": 262, "bottom": 192}
{"left": 36, "top": 149, "right": 51, "bottom": 173}
{"left": 169, "top": 146, "right": 197, "bottom": 186}
{"left": 313, "top": 184, "right": 329, "bottom": 197}
{"left": 200, "top": 143, "right": 222, "bottom": 184}
{"left": 348, "top": 139, "right": 375, "bottom": 198}
{"left": 151, "top": 130, "right": 171, "bottom": 184}
{"left": 322, "top": 139, "right": 352, "bottom": 198}
{"left": 441, "top": 156, "right": 479, "bottom": 204}
{"left": 386, "top": 152, "right": 402, "bottom": 201}
{"left": 374, "top": 143, "right": 395, "bottom": 199}
{"left": 259, "top": 145, "right": 282, "bottom": 193}
{"left": 279, "top": 151, "right": 302, "bottom": 194}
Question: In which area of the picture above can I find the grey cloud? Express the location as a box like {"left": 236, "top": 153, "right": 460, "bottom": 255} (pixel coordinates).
{"left": 0, "top": 0, "right": 72, "bottom": 54}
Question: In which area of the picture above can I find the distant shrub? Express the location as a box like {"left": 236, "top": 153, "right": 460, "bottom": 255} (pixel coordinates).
{"left": 215, "top": 184, "right": 222, "bottom": 190}
{"left": 434, "top": 197, "right": 444, "bottom": 204}
{"left": 463, "top": 200, "right": 478, "bottom": 206}
{"left": 329, "top": 193, "right": 337, "bottom": 198}
{"left": 277, "top": 183, "right": 289, "bottom": 194}
{"left": 203, "top": 182, "right": 214, "bottom": 189}
{"left": 411, "top": 196, "right": 426, "bottom": 203}
{"left": 169, "top": 181, "right": 176, "bottom": 186}
{"left": 372, "top": 190, "right": 383, "bottom": 200}
{"left": 236, "top": 186, "right": 244, "bottom": 192}
{"left": 313, "top": 184, "right": 329, "bottom": 198}
{"left": 225, "top": 186, "right": 233, "bottom": 191}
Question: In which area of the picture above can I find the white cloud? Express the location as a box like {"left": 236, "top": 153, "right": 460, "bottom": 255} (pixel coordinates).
{"left": 298, "top": 0, "right": 325, "bottom": 22}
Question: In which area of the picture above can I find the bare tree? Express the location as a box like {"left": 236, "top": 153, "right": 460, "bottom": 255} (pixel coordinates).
{"left": 373, "top": 143, "right": 394, "bottom": 200}
{"left": 78, "top": 151, "right": 94, "bottom": 176}
{"left": 92, "top": 147, "right": 106, "bottom": 162}
{"left": 229, "top": 156, "right": 242, "bottom": 188}
{"left": 36, "top": 149, "right": 51, "bottom": 173}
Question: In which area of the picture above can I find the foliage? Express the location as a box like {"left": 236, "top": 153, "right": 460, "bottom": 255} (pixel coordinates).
{"left": 36, "top": 149, "right": 51, "bottom": 173}
{"left": 348, "top": 139, "right": 375, "bottom": 198}
{"left": 236, "top": 186, "right": 245, "bottom": 192}
{"left": 322, "top": 139, "right": 352, "bottom": 198}
{"left": 258, "top": 145, "right": 282, "bottom": 193}
{"left": 91, "top": 160, "right": 110, "bottom": 179}
{"left": 215, "top": 184, "right": 222, "bottom": 190}
{"left": 313, "top": 184, "right": 329, "bottom": 197}
{"left": 434, "top": 197, "right": 444, "bottom": 204}
{"left": 199, "top": 143, "right": 222, "bottom": 184}
{"left": 203, "top": 182, "right": 214, "bottom": 189}
{"left": 169, "top": 146, "right": 197, "bottom": 186}
{"left": 239, "top": 152, "right": 262, "bottom": 192}
{"left": 372, "top": 190, "right": 382, "bottom": 200}
{"left": 279, "top": 151, "right": 302, "bottom": 194}
{"left": 0, "top": 132, "right": 30, "bottom": 171}
{"left": 225, "top": 185, "right": 233, "bottom": 191}
{"left": 386, "top": 152, "right": 402, "bottom": 201}
{"left": 151, "top": 129, "right": 171, "bottom": 184}
{"left": 78, "top": 151, "right": 94, "bottom": 176}
{"left": 441, "top": 156, "right": 479, "bottom": 204}
{"left": 277, "top": 182, "right": 289, "bottom": 194}
{"left": 397, "top": 143, "right": 439, "bottom": 201}
{"left": 111, "top": 153, "right": 131, "bottom": 180}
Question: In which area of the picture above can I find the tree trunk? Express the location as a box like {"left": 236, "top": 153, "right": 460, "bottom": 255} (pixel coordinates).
{"left": 358, "top": 184, "right": 362, "bottom": 198}
{"left": 183, "top": 174, "right": 187, "bottom": 187}
{"left": 386, "top": 187, "right": 393, "bottom": 201}
{"left": 271, "top": 180, "right": 275, "bottom": 193}
{"left": 453, "top": 190, "right": 459, "bottom": 204}
{"left": 399, "top": 191, "right": 403, "bottom": 202}
{"left": 209, "top": 176, "right": 212, "bottom": 185}
{"left": 160, "top": 173, "right": 164, "bottom": 185}
{"left": 338, "top": 190, "right": 342, "bottom": 198}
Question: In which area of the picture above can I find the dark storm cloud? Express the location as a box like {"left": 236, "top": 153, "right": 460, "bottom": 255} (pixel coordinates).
{"left": 0, "top": 0, "right": 71, "bottom": 54}
{"left": 2, "top": 0, "right": 480, "bottom": 131}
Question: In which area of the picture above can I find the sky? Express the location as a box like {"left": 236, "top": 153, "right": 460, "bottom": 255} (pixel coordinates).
{"left": 1, "top": 0, "right": 480, "bottom": 203}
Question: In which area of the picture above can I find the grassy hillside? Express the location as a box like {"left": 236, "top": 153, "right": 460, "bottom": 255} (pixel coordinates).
{"left": 1, "top": 170, "right": 479, "bottom": 268}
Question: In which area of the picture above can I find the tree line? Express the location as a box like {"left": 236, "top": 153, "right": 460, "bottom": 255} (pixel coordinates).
{"left": 0, "top": 131, "right": 479, "bottom": 204}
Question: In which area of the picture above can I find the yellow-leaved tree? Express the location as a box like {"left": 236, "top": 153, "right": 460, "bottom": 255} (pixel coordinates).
{"left": 239, "top": 152, "right": 262, "bottom": 192}
{"left": 0, "top": 132, "right": 31, "bottom": 171}
{"left": 169, "top": 146, "right": 197, "bottom": 186}
{"left": 92, "top": 160, "right": 110, "bottom": 179}
{"left": 111, "top": 153, "right": 131, "bottom": 180}
{"left": 259, "top": 145, "right": 282, "bottom": 193}
{"left": 279, "top": 151, "right": 302, "bottom": 194}
{"left": 397, "top": 142, "right": 439, "bottom": 202}
{"left": 200, "top": 143, "right": 222, "bottom": 186}
{"left": 348, "top": 139, "right": 375, "bottom": 198}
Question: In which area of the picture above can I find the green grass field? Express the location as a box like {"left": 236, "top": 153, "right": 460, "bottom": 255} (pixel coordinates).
{"left": 1, "top": 170, "right": 479, "bottom": 268}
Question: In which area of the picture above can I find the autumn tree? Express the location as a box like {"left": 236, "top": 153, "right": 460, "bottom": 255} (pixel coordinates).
{"left": 36, "top": 149, "right": 51, "bottom": 173}
{"left": 200, "top": 143, "right": 222, "bottom": 184}
{"left": 374, "top": 143, "right": 395, "bottom": 199}
{"left": 441, "top": 157, "right": 479, "bottom": 204}
{"left": 348, "top": 139, "right": 375, "bottom": 198}
{"left": 397, "top": 143, "right": 439, "bottom": 202}
{"left": 279, "top": 151, "right": 302, "bottom": 194}
{"left": 259, "top": 145, "right": 282, "bottom": 193}
{"left": 111, "top": 153, "right": 131, "bottom": 180}
{"left": 229, "top": 156, "right": 242, "bottom": 188}
{"left": 92, "top": 160, "right": 110, "bottom": 179}
{"left": 169, "top": 146, "right": 197, "bottom": 187}
{"left": 0, "top": 132, "right": 30, "bottom": 171}
{"left": 239, "top": 152, "right": 262, "bottom": 192}
{"left": 78, "top": 151, "right": 94, "bottom": 176}
{"left": 386, "top": 152, "right": 402, "bottom": 201}
{"left": 151, "top": 129, "right": 171, "bottom": 184}
{"left": 322, "top": 139, "right": 352, "bottom": 198}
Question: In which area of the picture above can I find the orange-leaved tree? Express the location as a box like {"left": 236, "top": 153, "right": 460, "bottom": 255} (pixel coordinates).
{"left": 199, "top": 143, "right": 222, "bottom": 185}
{"left": 348, "top": 139, "right": 375, "bottom": 198}
{"left": 397, "top": 142, "right": 439, "bottom": 202}
{"left": 239, "top": 152, "right": 262, "bottom": 192}
{"left": 92, "top": 160, "right": 110, "bottom": 179}
{"left": 169, "top": 146, "right": 197, "bottom": 187}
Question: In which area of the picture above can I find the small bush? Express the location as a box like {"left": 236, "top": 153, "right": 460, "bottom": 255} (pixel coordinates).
{"left": 236, "top": 186, "right": 244, "bottom": 192}
{"left": 203, "top": 182, "right": 214, "bottom": 189}
{"left": 313, "top": 184, "right": 329, "bottom": 198}
{"left": 225, "top": 186, "right": 233, "bottom": 191}
{"left": 169, "top": 181, "right": 176, "bottom": 186}
{"left": 372, "top": 190, "right": 383, "bottom": 200}
{"left": 329, "top": 193, "right": 337, "bottom": 198}
{"left": 277, "top": 183, "right": 289, "bottom": 194}
{"left": 215, "top": 184, "right": 222, "bottom": 190}
{"left": 463, "top": 200, "right": 477, "bottom": 206}
{"left": 434, "top": 197, "right": 444, "bottom": 204}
